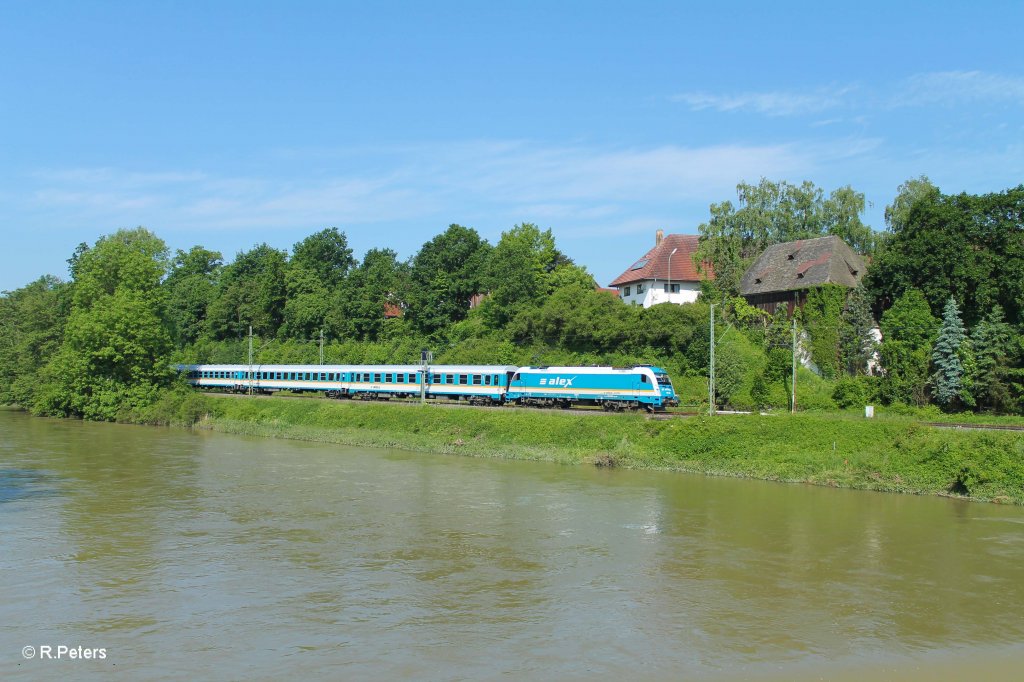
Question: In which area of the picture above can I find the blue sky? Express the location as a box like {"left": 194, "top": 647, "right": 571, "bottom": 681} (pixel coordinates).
{"left": 2, "top": 0, "right": 1022, "bottom": 291}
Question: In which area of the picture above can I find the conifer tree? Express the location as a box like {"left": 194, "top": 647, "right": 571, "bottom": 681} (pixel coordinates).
{"left": 839, "top": 282, "right": 877, "bottom": 375}
{"left": 971, "top": 306, "right": 1013, "bottom": 411}
{"left": 931, "top": 297, "right": 967, "bottom": 409}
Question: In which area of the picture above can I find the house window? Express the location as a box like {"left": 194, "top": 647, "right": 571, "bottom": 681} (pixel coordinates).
{"left": 636, "top": 283, "right": 645, "bottom": 294}
{"left": 624, "top": 286, "right": 631, "bottom": 296}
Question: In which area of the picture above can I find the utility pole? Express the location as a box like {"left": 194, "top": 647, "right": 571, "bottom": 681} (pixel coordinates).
{"left": 247, "top": 325, "right": 254, "bottom": 396}
{"left": 319, "top": 329, "right": 324, "bottom": 365}
{"left": 708, "top": 303, "right": 715, "bottom": 416}
{"left": 791, "top": 317, "right": 797, "bottom": 413}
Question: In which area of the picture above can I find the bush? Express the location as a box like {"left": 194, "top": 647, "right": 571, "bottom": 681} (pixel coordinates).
{"left": 833, "top": 377, "right": 867, "bottom": 409}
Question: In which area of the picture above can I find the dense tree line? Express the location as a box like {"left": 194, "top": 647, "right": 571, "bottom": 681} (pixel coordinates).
{"left": 1, "top": 179, "right": 1021, "bottom": 420}
{"left": 700, "top": 179, "right": 1024, "bottom": 413}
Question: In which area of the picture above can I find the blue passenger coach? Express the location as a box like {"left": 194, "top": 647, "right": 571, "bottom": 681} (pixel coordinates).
{"left": 507, "top": 365, "right": 677, "bottom": 411}
{"left": 179, "top": 364, "right": 518, "bottom": 404}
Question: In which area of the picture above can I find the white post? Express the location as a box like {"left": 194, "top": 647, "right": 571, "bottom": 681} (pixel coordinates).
{"left": 319, "top": 329, "right": 324, "bottom": 365}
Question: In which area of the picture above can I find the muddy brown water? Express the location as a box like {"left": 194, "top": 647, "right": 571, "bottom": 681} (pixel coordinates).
{"left": 2, "top": 409, "right": 1023, "bottom": 680}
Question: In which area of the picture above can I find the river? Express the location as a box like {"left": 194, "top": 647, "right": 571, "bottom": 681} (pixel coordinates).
{"left": 2, "top": 409, "right": 1023, "bottom": 680}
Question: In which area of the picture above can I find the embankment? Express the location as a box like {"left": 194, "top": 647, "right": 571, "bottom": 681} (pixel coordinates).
{"left": 152, "top": 392, "right": 1024, "bottom": 504}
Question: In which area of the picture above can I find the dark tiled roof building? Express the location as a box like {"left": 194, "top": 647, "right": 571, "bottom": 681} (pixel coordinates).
{"left": 740, "top": 235, "right": 866, "bottom": 315}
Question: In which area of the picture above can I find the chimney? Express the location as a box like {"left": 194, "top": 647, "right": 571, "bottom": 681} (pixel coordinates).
{"left": 656, "top": 229, "right": 664, "bottom": 246}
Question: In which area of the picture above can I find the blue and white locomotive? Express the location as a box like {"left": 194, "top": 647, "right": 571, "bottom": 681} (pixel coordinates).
{"left": 179, "top": 362, "right": 678, "bottom": 411}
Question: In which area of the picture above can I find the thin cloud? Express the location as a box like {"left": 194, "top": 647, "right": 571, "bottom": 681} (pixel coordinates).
{"left": 18, "top": 137, "right": 873, "bottom": 244}
{"left": 670, "top": 86, "right": 854, "bottom": 116}
{"left": 896, "top": 70, "right": 1024, "bottom": 107}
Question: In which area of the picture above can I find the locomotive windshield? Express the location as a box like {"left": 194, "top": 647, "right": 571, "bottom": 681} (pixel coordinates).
{"left": 654, "top": 372, "right": 672, "bottom": 388}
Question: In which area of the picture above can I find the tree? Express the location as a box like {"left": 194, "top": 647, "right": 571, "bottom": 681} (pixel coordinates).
{"left": 480, "top": 223, "right": 574, "bottom": 328}
{"left": 290, "top": 227, "right": 355, "bottom": 290}
{"left": 0, "top": 276, "right": 70, "bottom": 406}
{"left": 405, "top": 225, "right": 491, "bottom": 335}
{"left": 207, "top": 244, "right": 288, "bottom": 339}
{"left": 165, "top": 246, "right": 223, "bottom": 345}
{"left": 884, "top": 175, "right": 938, "bottom": 233}
{"left": 332, "top": 248, "right": 409, "bottom": 341}
{"left": 931, "top": 297, "right": 969, "bottom": 410}
{"left": 695, "top": 178, "right": 876, "bottom": 298}
{"left": 839, "top": 282, "right": 878, "bottom": 376}
{"left": 37, "top": 228, "right": 175, "bottom": 420}
{"left": 877, "top": 289, "right": 937, "bottom": 406}
{"left": 971, "top": 306, "right": 1014, "bottom": 411}
{"left": 867, "top": 184, "right": 1024, "bottom": 327}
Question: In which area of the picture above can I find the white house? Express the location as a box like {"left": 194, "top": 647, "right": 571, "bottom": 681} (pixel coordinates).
{"left": 608, "top": 230, "right": 711, "bottom": 307}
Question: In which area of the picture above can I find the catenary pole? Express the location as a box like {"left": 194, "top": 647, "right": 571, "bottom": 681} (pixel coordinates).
{"left": 791, "top": 317, "right": 797, "bottom": 413}
{"left": 248, "top": 325, "right": 253, "bottom": 396}
{"left": 709, "top": 303, "right": 715, "bottom": 416}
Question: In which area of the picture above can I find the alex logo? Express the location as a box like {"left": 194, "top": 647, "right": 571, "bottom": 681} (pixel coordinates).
{"left": 539, "top": 376, "right": 575, "bottom": 387}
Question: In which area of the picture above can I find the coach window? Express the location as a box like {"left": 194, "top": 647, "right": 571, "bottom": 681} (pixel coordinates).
{"left": 320, "top": 372, "right": 326, "bottom": 381}
{"left": 484, "top": 376, "right": 491, "bottom": 386}
{"left": 473, "top": 375, "right": 482, "bottom": 385}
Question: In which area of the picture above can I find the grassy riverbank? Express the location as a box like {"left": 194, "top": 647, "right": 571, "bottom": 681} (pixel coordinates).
{"left": 145, "top": 391, "right": 1024, "bottom": 504}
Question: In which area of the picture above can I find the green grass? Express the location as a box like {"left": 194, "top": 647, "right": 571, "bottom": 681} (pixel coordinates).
{"left": 178, "top": 393, "right": 1024, "bottom": 505}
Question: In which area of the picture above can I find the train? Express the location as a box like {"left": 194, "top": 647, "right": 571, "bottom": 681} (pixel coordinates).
{"left": 178, "top": 363, "right": 679, "bottom": 411}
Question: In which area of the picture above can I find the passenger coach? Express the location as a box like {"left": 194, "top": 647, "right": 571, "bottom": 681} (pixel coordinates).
{"left": 179, "top": 364, "right": 518, "bottom": 405}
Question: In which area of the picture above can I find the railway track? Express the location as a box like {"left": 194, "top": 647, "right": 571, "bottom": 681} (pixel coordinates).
{"left": 923, "top": 422, "right": 1024, "bottom": 432}
{"left": 202, "top": 392, "right": 1024, "bottom": 430}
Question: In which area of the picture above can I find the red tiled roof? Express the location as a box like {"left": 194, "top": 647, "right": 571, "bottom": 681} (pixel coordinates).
{"left": 796, "top": 252, "right": 831, "bottom": 276}
{"left": 383, "top": 303, "right": 403, "bottom": 318}
{"left": 608, "top": 234, "right": 711, "bottom": 287}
